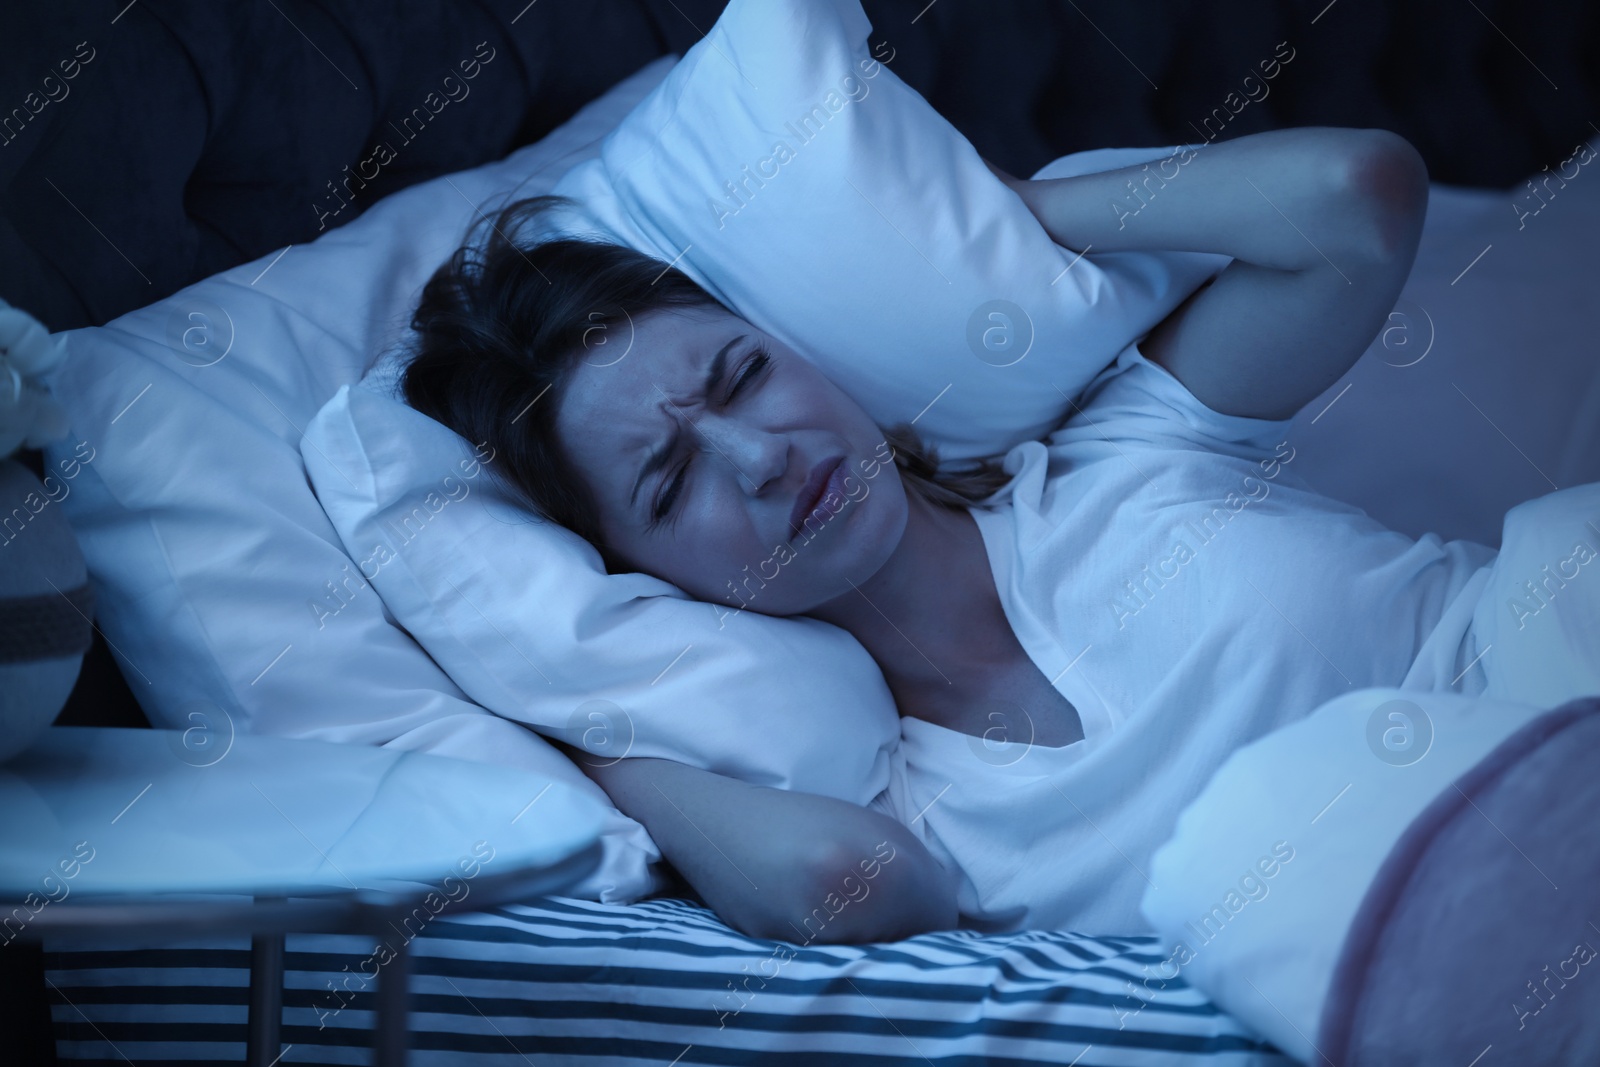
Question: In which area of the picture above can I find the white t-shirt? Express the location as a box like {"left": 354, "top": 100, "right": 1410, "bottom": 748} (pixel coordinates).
{"left": 869, "top": 340, "right": 1499, "bottom": 934}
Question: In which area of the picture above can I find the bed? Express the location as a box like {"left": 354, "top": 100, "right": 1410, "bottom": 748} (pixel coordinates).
{"left": 5, "top": 2, "right": 1599, "bottom": 1065}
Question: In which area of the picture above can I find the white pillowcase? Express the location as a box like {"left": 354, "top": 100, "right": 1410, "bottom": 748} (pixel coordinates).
{"left": 300, "top": 0, "right": 1224, "bottom": 806}
{"left": 534, "top": 0, "right": 1229, "bottom": 462}
{"left": 307, "top": 356, "right": 905, "bottom": 801}
{"left": 40, "top": 55, "right": 682, "bottom": 905}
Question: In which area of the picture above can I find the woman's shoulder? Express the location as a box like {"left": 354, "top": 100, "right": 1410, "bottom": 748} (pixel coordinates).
{"left": 1045, "top": 340, "right": 1297, "bottom": 461}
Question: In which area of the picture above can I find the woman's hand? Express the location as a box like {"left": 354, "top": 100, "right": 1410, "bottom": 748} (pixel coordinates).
{"left": 553, "top": 740, "right": 960, "bottom": 944}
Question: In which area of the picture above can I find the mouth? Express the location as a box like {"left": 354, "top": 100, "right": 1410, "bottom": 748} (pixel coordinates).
{"left": 788, "top": 454, "right": 846, "bottom": 541}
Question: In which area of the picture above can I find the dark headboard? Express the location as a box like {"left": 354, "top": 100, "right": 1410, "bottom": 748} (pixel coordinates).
{"left": 4, "top": 0, "right": 1596, "bottom": 337}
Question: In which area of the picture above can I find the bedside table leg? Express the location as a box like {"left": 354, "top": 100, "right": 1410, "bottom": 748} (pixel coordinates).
{"left": 374, "top": 938, "right": 410, "bottom": 1066}
{"left": 245, "top": 930, "right": 285, "bottom": 1067}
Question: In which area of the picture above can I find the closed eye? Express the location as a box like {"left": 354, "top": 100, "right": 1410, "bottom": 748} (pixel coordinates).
{"left": 650, "top": 345, "right": 773, "bottom": 526}
{"left": 653, "top": 460, "right": 689, "bottom": 523}
{"left": 726, "top": 346, "right": 772, "bottom": 400}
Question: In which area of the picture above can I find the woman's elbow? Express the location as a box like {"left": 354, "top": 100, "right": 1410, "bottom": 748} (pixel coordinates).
{"left": 788, "top": 833, "right": 960, "bottom": 946}
{"left": 1336, "top": 128, "right": 1430, "bottom": 262}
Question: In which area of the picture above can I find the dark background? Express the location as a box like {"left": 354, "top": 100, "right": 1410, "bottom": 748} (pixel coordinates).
{"left": 3, "top": 1, "right": 1597, "bottom": 1060}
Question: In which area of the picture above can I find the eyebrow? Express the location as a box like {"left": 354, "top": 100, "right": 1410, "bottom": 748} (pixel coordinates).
{"left": 629, "top": 334, "right": 747, "bottom": 512}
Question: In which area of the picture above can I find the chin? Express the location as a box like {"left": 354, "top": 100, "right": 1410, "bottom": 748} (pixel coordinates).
{"left": 843, "top": 486, "right": 906, "bottom": 583}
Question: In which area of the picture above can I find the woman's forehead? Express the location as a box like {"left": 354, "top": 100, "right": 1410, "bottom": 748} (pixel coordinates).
{"left": 558, "top": 308, "right": 744, "bottom": 454}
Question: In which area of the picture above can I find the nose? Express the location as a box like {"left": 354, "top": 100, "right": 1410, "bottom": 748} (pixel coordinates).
{"left": 694, "top": 413, "right": 787, "bottom": 495}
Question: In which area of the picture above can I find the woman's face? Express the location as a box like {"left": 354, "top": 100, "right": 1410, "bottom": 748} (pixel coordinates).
{"left": 554, "top": 304, "right": 910, "bottom": 616}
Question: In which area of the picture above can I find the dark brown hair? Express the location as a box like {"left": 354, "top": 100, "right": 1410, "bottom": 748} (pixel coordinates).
{"left": 400, "top": 194, "right": 1012, "bottom": 573}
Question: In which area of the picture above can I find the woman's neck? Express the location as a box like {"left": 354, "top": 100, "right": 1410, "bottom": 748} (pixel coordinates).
{"left": 805, "top": 488, "right": 1012, "bottom": 703}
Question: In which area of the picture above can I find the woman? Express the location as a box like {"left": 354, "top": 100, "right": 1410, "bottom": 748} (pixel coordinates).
{"left": 401, "top": 126, "right": 1582, "bottom": 943}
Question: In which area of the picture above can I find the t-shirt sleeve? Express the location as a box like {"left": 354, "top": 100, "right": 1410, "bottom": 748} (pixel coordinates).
{"left": 1053, "top": 338, "right": 1296, "bottom": 459}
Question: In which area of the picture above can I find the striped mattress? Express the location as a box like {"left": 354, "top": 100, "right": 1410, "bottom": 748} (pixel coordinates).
{"left": 45, "top": 894, "right": 1293, "bottom": 1065}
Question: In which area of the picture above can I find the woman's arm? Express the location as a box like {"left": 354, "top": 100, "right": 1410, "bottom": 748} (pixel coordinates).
{"left": 550, "top": 739, "right": 960, "bottom": 944}
{"left": 986, "top": 126, "right": 1429, "bottom": 420}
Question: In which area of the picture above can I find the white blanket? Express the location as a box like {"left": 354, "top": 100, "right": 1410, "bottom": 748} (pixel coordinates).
{"left": 1140, "top": 481, "right": 1600, "bottom": 1063}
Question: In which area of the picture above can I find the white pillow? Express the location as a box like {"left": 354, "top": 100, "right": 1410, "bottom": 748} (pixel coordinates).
{"left": 534, "top": 0, "right": 1229, "bottom": 462}
{"left": 306, "top": 358, "right": 905, "bottom": 800}
{"left": 299, "top": 0, "right": 1226, "bottom": 805}
{"left": 40, "top": 55, "right": 682, "bottom": 905}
